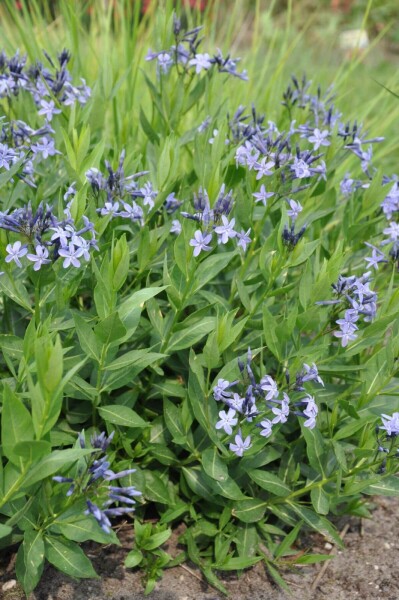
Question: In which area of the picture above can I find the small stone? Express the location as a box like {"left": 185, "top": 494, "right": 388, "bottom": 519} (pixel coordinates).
{"left": 324, "top": 542, "right": 333, "bottom": 550}
{"left": 374, "top": 565, "right": 379, "bottom": 570}
{"left": 2, "top": 580, "right": 16, "bottom": 592}
{"left": 384, "top": 542, "right": 391, "bottom": 549}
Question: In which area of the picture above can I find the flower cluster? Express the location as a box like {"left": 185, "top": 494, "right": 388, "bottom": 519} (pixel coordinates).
{"left": 53, "top": 431, "right": 141, "bottom": 534}
{"left": 359, "top": 176, "right": 399, "bottom": 269}
{"left": 232, "top": 103, "right": 327, "bottom": 186}
{"left": 88, "top": 151, "right": 165, "bottom": 226}
{"left": 146, "top": 15, "right": 248, "bottom": 80}
{"left": 212, "top": 349, "right": 323, "bottom": 457}
{"left": 317, "top": 271, "right": 378, "bottom": 347}
{"left": 0, "top": 198, "right": 98, "bottom": 272}
{"left": 176, "top": 185, "right": 251, "bottom": 255}
{"left": 0, "top": 50, "right": 91, "bottom": 187}
{"left": 376, "top": 413, "right": 399, "bottom": 473}
{"left": 0, "top": 48, "right": 90, "bottom": 108}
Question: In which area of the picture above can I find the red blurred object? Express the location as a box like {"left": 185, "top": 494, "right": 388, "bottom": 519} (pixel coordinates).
{"left": 331, "top": 0, "right": 353, "bottom": 12}
{"left": 142, "top": 0, "right": 207, "bottom": 12}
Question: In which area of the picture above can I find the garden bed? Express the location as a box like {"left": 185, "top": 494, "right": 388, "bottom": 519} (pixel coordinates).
{"left": 1, "top": 496, "right": 398, "bottom": 600}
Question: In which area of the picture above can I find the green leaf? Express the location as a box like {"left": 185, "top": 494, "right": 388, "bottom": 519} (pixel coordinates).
{"left": 97, "top": 405, "right": 148, "bottom": 428}
{"left": 2, "top": 385, "right": 34, "bottom": 466}
{"left": 0, "top": 273, "right": 33, "bottom": 312}
{"left": 44, "top": 535, "right": 98, "bottom": 579}
{"left": 294, "top": 553, "right": 332, "bottom": 564}
{"left": 143, "top": 470, "right": 170, "bottom": 504}
{"left": 15, "top": 530, "right": 45, "bottom": 595}
{"left": 0, "top": 334, "right": 23, "bottom": 361}
{"left": 118, "top": 287, "right": 166, "bottom": 320}
{"left": 248, "top": 469, "right": 291, "bottom": 497}
{"left": 363, "top": 475, "right": 399, "bottom": 496}
{"left": 264, "top": 561, "right": 291, "bottom": 591}
{"left": 235, "top": 524, "right": 258, "bottom": 558}
{"left": 139, "top": 108, "right": 159, "bottom": 144}
{"left": 22, "top": 449, "right": 94, "bottom": 489}
{"left": 125, "top": 549, "right": 143, "bottom": 568}
{"left": 288, "top": 503, "right": 343, "bottom": 547}
{"left": 311, "top": 487, "right": 330, "bottom": 515}
{"left": 0, "top": 524, "right": 12, "bottom": 540}
{"left": 168, "top": 317, "right": 215, "bottom": 352}
{"left": 274, "top": 521, "right": 303, "bottom": 559}
{"left": 288, "top": 239, "right": 319, "bottom": 267}
{"left": 192, "top": 252, "right": 236, "bottom": 293}
{"left": 182, "top": 467, "right": 215, "bottom": 500}
{"left": 215, "top": 555, "right": 262, "bottom": 570}
{"left": 94, "top": 312, "right": 127, "bottom": 345}
{"left": 202, "top": 448, "right": 228, "bottom": 482}
{"left": 262, "top": 306, "right": 281, "bottom": 360}
{"left": 35, "top": 335, "right": 63, "bottom": 395}
{"left": 13, "top": 441, "right": 51, "bottom": 462}
{"left": 141, "top": 529, "right": 172, "bottom": 551}
{"left": 105, "top": 350, "right": 165, "bottom": 371}
{"left": 149, "top": 444, "right": 177, "bottom": 466}
{"left": 202, "top": 566, "right": 228, "bottom": 595}
{"left": 233, "top": 499, "right": 267, "bottom": 523}
{"left": 73, "top": 313, "right": 101, "bottom": 362}
{"left": 159, "top": 504, "right": 189, "bottom": 524}
{"left": 103, "top": 352, "right": 166, "bottom": 391}
{"left": 208, "top": 475, "right": 246, "bottom": 500}
{"left": 51, "top": 517, "right": 120, "bottom": 545}
{"left": 163, "top": 398, "right": 187, "bottom": 445}
{"left": 301, "top": 423, "right": 326, "bottom": 476}
{"left": 0, "top": 155, "right": 25, "bottom": 186}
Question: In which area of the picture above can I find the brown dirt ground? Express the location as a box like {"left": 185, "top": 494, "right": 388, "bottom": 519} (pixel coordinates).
{"left": 1, "top": 497, "right": 399, "bottom": 600}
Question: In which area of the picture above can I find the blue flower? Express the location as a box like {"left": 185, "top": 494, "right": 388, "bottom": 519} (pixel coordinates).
{"left": 308, "top": 128, "right": 330, "bottom": 150}
{"left": 214, "top": 216, "right": 237, "bottom": 244}
{"left": 259, "top": 419, "right": 273, "bottom": 438}
{"left": 236, "top": 228, "right": 251, "bottom": 251}
{"left": 27, "top": 245, "right": 51, "bottom": 271}
{"left": 271, "top": 393, "right": 290, "bottom": 424}
{"left": 301, "top": 363, "right": 324, "bottom": 386}
{"left": 5, "top": 241, "right": 28, "bottom": 267}
{"left": 58, "top": 243, "right": 84, "bottom": 268}
{"left": 189, "top": 53, "right": 212, "bottom": 74}
{"left": 38, "top": 99, "right": 61, "bottom": 122}
{"left": 254, "top": 157, "right": 275, "bottom": 179}
{"left": 31, "top": 136, "right": 58, "bottom": 159}
{"left": 85, "top": 500, "right": 112, "bottom": 534}
{"left": 380, "top": 412, "right": 399, "bottom": 436}
{"left": 252, "top": 184, "right": 274, "bottom": 206}
{"left": 53, "top": 430, "right": 141, "bottom": 534}
{"left": 99, "top": 201, "right": 120, "bottom": 217}
{"left": 260, "top": 375, "right": 279, "bottom": 400}
{"left": 291, "top": 157, "right": 311, "bottom": 179}
{"left": 364, "top": 243, "right": 387, "bottom": 270}
{"left": 227, "top": 393, "right": 244, "bottom": 412}
{"left": 286, "top": 199, "right": 303, "bottom": 221}
{"left": 215, "top": 409, "right": 238, "bottom": 435}
{"left": 189, "top": 230, "right": 213, "bottom": 257}
{"left": 333, "top": 321, "right": 358, "bottom": 347}
{"left": 229, "top": 431, "right": 252, "bottom": 457}
{"left": 213, "top": 378, "right": 234, "bottom": 401}
{"left": 170, "top": 219, "right": 182, "bottom": 234}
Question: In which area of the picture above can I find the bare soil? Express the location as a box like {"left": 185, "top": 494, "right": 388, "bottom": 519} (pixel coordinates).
{"left": 1, "top": 497, "right": 399, "bottom": 600}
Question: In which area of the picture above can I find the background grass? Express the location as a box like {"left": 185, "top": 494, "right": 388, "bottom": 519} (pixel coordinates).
{"left": 1, "top": 0, "right": 397, "bottom": 159}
